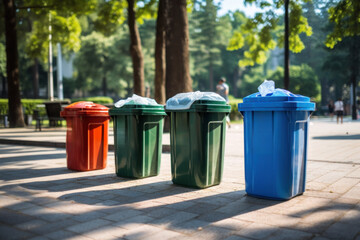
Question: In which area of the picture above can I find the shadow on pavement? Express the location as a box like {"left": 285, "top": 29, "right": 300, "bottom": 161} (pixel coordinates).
{"left": 313, "top": 134, "right": 360, "bottom": 140}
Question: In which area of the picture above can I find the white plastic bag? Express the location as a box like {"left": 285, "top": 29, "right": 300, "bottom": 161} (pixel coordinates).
{"left": 258, "top": 80, "right": 275, "bottom": 96}
{"left": 256, "top": 80, "right": 298, "bottom": 97}
{"left": 166, "top": 91, "right": 225, "bottom": 110}
{"left": 114, "top": 94, "right": 160, "bottom": 108}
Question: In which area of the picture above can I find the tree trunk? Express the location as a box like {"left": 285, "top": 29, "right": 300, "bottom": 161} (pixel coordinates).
{"left": 33, "top": 58, "right": 39, "bottom": 99}
{"left": 127, "top": 0, "right": 145, "bottom": 96}
{"left": 350, "top": 36, "right": 359, "bottom": 120}
{"left": 102, "top": 75, "right": 107, "bottom": 96}
{"left": 3, "top": 0, "right": 25, "bottom": 127}
{"left": 154, "top": 0, "right": 167, "bottom": 104}
{"left": 165, "top": 0, "right": 192, "bottom": 99}
{"left": 284, "top": 0, "right": 290, "bottom": 90}
{"left": 320, "top": 77, "right": 329, "bottom": 106}
{"left": 1, "top": 75, "right": 6, "bottom": 98}
{"left": 209, "top": 60, "right": 214, "bottom": 91}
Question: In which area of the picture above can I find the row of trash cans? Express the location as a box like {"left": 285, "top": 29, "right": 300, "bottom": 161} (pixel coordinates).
{"left": 60, "top": 81, "right": 315, "bottom": 200}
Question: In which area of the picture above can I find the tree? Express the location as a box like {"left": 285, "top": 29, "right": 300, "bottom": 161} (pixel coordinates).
{"left": 292, "top": 0, "right": 331, "bottom": 105}
{"left": 190, "top": 0, "right": 221, "bottom": 91}
{"left": 2, "top": 0, "right": 24, "bottom": 127}
{"left": 74, "top": 32, "right": 113, "bottom": 96}
{"left": 325, "top": 0, "right": 360, "bottom": 119}
{"left": 165, "top": 0, "right": 192, "bottom": 99}
{"left": 1, "top": 0, "right": 96, "bottom": 127}
{"left": 95, "top": 0, "right": 156, "bottom": 97}
{"left": 227, "top": 0, "right": 312, "bottom": 90}
{"left": 154, "top": 0, "right": 166, "bottom": 104}
{"left": 0, "top": 43, "right": 6, "bottom": 97}
{"left": 268, "top": 64, "right": 320, "bottom": 99}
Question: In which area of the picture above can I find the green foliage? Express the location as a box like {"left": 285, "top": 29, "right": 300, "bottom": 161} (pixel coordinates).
{"left": 23, "top": 0, "right": 97, "bottom": 61}
{"left": 189, "top": 2, "right": 240, "bottom": 90}
{"left": 268, "top": 64, "right": 320, "bottom": 99}
{"left": 94, "top": 0, "right": 127, "bottom": 35}
{"left": 0, "top": 43, "right": 6, "bottom": 77}
{"left": 73, "top": 29, "right": 133, "bottom": 97}
{"left": 325, "top": 0, "right": 360, "bottom": 48}
{"left": 26, "top": 12, "right": 82, "bottom": 62}
{"left": 229, "top": 98, "right": 243, "bottom": 120}
{"left": 71, "top": 96, "right": 113, "bottom": 104}
{"left": 239, "top": 66, "right": 265, "bottom": 97}
{"left": 0, "top": 99, "right": 45, "bottom": 115}
{"left": 227, "top": 0, "right": 312, "bottom": 67}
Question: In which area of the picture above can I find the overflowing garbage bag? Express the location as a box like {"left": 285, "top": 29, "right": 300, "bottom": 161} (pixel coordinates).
{"left": 165, "top": 91, "right": 225, "bottom": 110}
{"left": 114, "top": 94, "right": 160, "bottom": 108}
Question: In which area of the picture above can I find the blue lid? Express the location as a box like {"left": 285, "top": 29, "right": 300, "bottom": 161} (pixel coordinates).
{"left": 238, "top": 89, "right": 315, "bottom": 111}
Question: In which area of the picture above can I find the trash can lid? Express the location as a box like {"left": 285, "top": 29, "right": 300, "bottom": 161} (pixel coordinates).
{"left": 110, "top": 95, "right": 166, "bottom": 115}
{"left": 165, "top": 91, "right": 231, "bottom": 112}
{"left": 60, "top": 101, "right": 109, "bottom": 117}
{"left": 109, "top": 104, "right": 166, "bottom": 116}
{"left": 238, "top": 89, "right": 315, "bottom": 111}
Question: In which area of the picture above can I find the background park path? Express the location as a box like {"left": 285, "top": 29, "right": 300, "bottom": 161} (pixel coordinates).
{"left": 0, "top": 118, "right": 359, "bottom": 240}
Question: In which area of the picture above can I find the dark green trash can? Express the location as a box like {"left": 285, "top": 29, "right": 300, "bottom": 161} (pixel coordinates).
{"left": 110, "top": 101, "right": 166, "bottom": 178}
{"left": 165, "top": 92, "right": 231, "bottom": 188}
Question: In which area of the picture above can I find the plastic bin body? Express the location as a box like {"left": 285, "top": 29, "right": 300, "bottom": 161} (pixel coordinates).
{"left": 166, "top": 100, "right": 231, "bottom": 188}
{"left": 109, "top": 105, "right": 166, "bottom": 178}
{"left": 239, "top": 95, "right": 315, "bottom": 200}
{"left": 60, "top": 102, "right": 109, "bottom": 171}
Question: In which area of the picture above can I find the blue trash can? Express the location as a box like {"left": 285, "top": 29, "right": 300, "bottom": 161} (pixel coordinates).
{"left": 238, "top": 89, "right": 315, "bottom": 200}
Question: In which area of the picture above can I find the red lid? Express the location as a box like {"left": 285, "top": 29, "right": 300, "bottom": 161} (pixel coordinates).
{"left": 60, "top": 101, "right": 109, "bottom": 117}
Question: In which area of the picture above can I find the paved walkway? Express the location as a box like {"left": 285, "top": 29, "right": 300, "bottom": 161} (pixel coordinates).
{"left": 0, "top": 118, "right": 359, "bottom": 240}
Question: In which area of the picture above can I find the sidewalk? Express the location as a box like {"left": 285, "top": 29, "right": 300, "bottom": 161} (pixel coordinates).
{"left": 0, "top": 119, "right": 359, "bottom": 240}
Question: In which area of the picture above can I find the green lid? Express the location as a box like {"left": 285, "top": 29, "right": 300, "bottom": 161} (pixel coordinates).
{"left": 109, "top": 104, "right": 166, "bottom": 116}
{"left": 166, "top": 100, "right": 231, "bottom": 113}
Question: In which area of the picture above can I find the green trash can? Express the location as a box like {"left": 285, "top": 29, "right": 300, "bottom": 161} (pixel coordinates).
{"left": 165, "top": 92, "right": 231, "bottom": 188}
{"left": 109, "top": 96, "right": 166, "bottom": 178}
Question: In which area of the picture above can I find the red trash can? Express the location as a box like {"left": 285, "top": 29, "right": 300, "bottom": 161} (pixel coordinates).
{"left": 60, "top": 102, "right": 110, "bottom": 171}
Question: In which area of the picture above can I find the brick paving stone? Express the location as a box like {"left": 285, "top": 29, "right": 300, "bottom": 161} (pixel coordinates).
{"left": 190, "top": 225, "right": 234, "bottom": 239}
{"left": 168, "top": 219, "right": 210, "bottom": 235}
{"left": 28, "top": 236, "right": 51, "bottom": 240}
{"left": 210, "top": 218, "right": 251, "bottom": 230}
{"left": 141, "top": 229, "right": 185, "bottom": 240}
{"left": 29, "top": 218, "right": 80, "bottom": 235}
{"left": 72, "top": 211, "right": 107, "bottom": 222}
{"left": 224, "top": 236, "right": 252, "bottom": 240}
{"left": 151, "top": 211, "right": 198, "bottom": 227}
{"left": 83, "top": 225, "right": 128, "bottom": 240}
{"left": 322, "top": 221, "right": 360, "bottom": 239}
{"left": 103, "top": 209, "right": 144, "bottom": 222}
{"left": 6, "top": 201, "right": 40, "bottom": 211}
{"left": 235, "top": 222, "right": 279, "bottom": 239}
{"left": 324, "top": 178, "right": 360, "bottom": 194}
{"left": 0, "top": 224, "right": 35, "bottom": 239}
{"left": 234, "top": 211, "right": 301, "bottom": 228}
{"left": 45, "top": 230, "right": 78, "bottom": 240}
{"left": 197, "top": 211, "right": 235, "bottom": 223}
{"left": 299, "top": 210, "right": 342, "bottom": 226}
{"left": 184, "top": 202, "right": 219, "bottom": 215}
{"left": 15, "top": 219, "right": 49, "bottom": 231}
{"left": 267, "top": 228, "right": 313, "bottom": 240}
{"left": 342, "top": 186, "right": 360, "bottom": 200}
{"left": 66, "top": 218, "right": 113, "bottom": 234}
{"left": 121, "top": 225, "right": 163, "bottom": 240}
{"left": 144, "top": 207, "right": 178, "bottom": 218}
{"left": 113, "top": 215, "right": 155, "bottom": 230}
{"left": 0, "top": 207, "right": 36, "bottom": 225}
{"left": 164, "top": 200, "right": 196, "bottom": 210}
{"left": 311, "top": 237, "right": 331, "bottom": 240}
